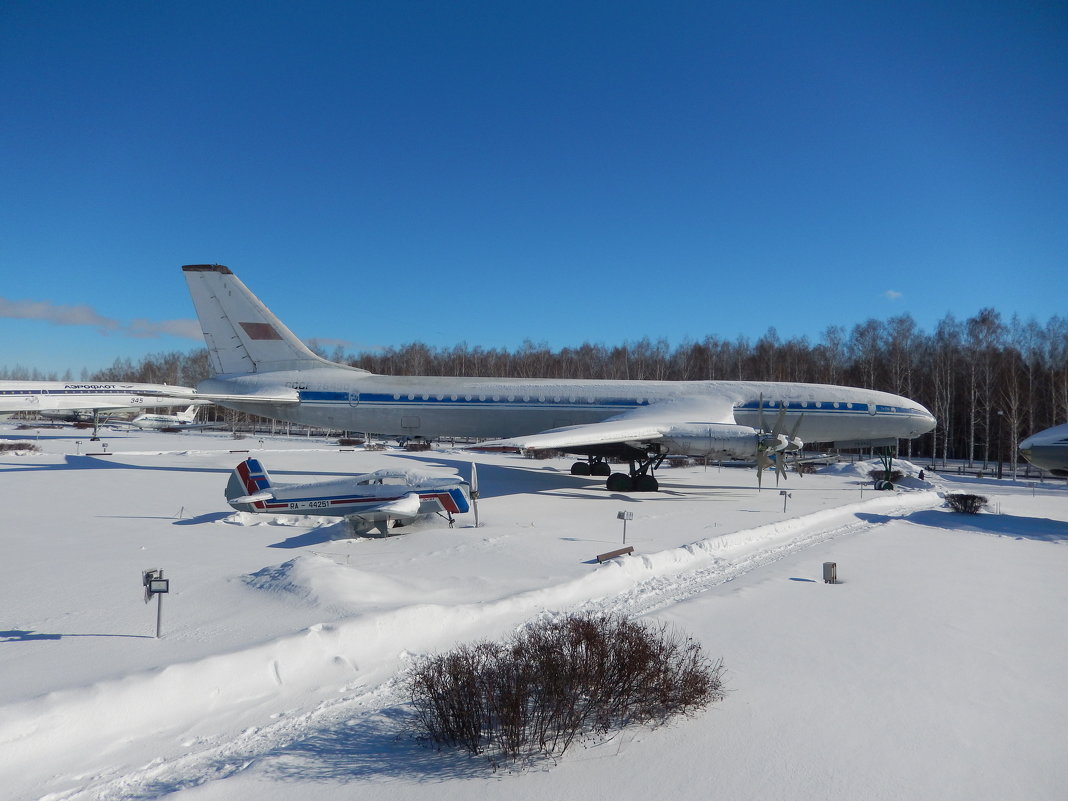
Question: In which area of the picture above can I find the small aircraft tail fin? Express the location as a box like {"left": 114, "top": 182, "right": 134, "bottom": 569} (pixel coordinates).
{"left": 178, "top": 405, "right": 199, "bottom": 422}
{"left": 226, "top": 458, "right": 272, "bottom": 504}
{"left": 182, "top": 264, "right": 357, "bottom": 375}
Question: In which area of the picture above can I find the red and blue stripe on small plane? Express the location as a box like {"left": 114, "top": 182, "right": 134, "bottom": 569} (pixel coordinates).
{"left": 236, "top": 458, "right": 271, "bottom": 509}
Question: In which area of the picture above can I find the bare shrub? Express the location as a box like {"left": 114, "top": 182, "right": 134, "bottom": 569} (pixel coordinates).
{"left": 0, "top": 442, "right": 39, "bottom": 453}
{"left": 870, "top": 469, "right": 904, "bottom": 483}
{"left": 407, "top": 612, "right": 725, "bottom": 762}
{"left": 946, "top": 493, "right": 988, "bottom": 514}
{"left": 524, "top": 448, "right": 563, "bottom": 459}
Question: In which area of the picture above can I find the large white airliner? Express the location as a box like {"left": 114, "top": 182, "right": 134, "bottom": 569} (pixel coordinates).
{"left": 180, "top": 264, "right": 936, "bottom": 491}
{"left": 0, "top": 381, "right": 201, "bottom": 416}
{"left": 1019, "top": 423, "right": 1068, "bottom": 477}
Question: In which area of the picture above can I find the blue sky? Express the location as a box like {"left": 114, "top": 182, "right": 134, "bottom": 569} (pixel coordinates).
{"left": 2, "top": 0, "right": 1066, "bottom": 378}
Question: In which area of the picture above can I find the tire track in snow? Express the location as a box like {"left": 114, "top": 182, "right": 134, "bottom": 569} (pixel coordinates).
{"left": 49, "top": 491, "right": 941, "bottom": 800}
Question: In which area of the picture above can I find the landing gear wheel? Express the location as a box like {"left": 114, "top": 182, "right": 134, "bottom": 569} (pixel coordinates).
{"left": 606, "top": 472, "right": 634, "bottom": 492}
{"left": 591, "top": 461, "right": 612, "bottom": 477}
{"left": 571, "top": 461, "right": 591, "bottom": 476}
{"left": 634, "top": 474, "right": 659, "bottom": 492}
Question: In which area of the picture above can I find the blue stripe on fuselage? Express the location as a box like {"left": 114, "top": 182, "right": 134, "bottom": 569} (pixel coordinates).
{"left": 297, "top": 390, "right": 650, "bottom": 411}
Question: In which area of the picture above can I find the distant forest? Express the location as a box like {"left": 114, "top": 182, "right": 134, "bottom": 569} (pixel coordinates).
{"left": 5, "top": 308, "right": 1066, "bottom": 470}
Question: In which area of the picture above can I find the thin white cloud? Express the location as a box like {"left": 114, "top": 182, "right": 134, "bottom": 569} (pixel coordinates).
{"left": 306, "top": 337, "right": 353, "bottom": 349}
{"left": 0, "top": 297, "right": 203, "bottom": 341}
{"left": 0, "top": 297, "right": 119, "bottom": 331}
{"left": 884, "top": 290, "right": 903, "bottom": 301}
{"left": 127, "top": 318, "right": 205, "bottom": 340}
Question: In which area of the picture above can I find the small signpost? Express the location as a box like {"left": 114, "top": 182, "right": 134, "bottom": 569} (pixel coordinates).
{"left": 142, "top": 569, "right": 170, "bottom": 638}
{"left": 779, "top": 490, "right": 792, "bottom": 512}
{"left": 617, "top": 510, "right": 634, "bottom": 543}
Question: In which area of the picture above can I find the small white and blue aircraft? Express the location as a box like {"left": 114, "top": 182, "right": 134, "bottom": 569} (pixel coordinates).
{"left": 108, "top": 404, "right": 215, "bottom": 431}
{"left": 225, "top": 457, "right": 472, "bottom": 535}
{"left": 178, "top": 264, "right": 936, "bottom": 492}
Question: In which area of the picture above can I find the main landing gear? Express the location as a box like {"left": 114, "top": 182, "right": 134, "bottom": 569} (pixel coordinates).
{"left": 569, "top": 456, "right": 612, "bottom": 477}
{"left": 569, "top": 448, "right": 666, "bottom": 492}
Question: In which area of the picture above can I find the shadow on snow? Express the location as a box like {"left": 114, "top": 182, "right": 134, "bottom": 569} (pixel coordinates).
{"left": 857, "top": 508, "right": 1068, "bottom": 543}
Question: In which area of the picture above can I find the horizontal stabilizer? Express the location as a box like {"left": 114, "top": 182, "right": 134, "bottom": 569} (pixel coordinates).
{"left": 137, "top": 388, "right": 301, "bottom": 405}
{"left": 231, "top": 489, "right": 275, "bottom": 504}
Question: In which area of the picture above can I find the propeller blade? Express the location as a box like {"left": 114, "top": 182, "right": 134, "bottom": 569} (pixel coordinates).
{"left": 756, "top": 449, "right": 773, "bottom": 490}
{"left": 470, "top": 462, "right": 480, "bottom": 528}
{"left": 771, "top": 401, "right": 787, "bottom": 437}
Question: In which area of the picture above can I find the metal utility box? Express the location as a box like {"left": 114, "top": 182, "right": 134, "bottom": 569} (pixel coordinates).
{"left": 823, "top": 562, "right": 837, "bottom": 584}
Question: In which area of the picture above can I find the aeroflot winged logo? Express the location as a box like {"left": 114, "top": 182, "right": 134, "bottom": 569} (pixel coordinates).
{"left": 239, "top": 322, "right": 283, "bottom": 340}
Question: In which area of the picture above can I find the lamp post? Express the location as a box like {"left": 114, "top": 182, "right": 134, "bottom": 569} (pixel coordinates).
{"left": 996, "top": 410, "right": 1004, "bottom": 480}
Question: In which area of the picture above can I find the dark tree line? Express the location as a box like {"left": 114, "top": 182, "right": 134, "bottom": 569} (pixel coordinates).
{"left": 7, "top": 309, "right": 1064, "bottom": 469}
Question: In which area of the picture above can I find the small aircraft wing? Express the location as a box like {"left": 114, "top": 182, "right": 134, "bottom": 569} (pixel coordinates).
{"left": 347, "top": 492, "right": 423, "bottom": 520}
{"left": 345, "top": 492, "right": 424, "bottom": 536}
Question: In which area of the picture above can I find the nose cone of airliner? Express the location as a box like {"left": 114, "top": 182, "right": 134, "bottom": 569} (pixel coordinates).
{"left": 1018, "top": 422, "right": 1068, "bottom": 476}
{"left": 913, "top": 403, "right": 937, "bottom": 436}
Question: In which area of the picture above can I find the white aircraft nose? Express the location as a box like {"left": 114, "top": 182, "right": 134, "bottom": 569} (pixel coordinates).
{"left": 912, "top": 404, "right": 936, "bottom": 435}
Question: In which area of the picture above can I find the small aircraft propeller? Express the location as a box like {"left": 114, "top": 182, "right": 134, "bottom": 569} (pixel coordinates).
{"left": 470, "top": 461, "right": 480, "bottom": 528}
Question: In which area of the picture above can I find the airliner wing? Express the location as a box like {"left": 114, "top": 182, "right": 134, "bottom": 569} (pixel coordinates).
{"left": 482, "top": 419, "right": 668, "bottom": 451}
{"left": 474, "top": 396, "right": 739, "bottom": 452}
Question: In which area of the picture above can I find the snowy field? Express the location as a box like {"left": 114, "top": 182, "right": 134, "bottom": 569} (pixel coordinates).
{"left": 1, "top": 422, "right": 1066, "bottom": 801}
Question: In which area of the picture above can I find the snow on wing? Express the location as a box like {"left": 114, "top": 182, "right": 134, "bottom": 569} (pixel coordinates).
{"left": 473, "top": 396, "right": 739, "bottom": 451}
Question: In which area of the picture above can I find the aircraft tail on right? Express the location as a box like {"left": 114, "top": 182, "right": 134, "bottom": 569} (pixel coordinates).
{"left": 182, "top": 264, "right": 358, "bottom": 375}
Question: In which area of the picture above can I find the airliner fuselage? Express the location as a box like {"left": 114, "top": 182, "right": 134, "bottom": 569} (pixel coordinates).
{"left": 201, "top": 368, "right": 934, "bottom": 446}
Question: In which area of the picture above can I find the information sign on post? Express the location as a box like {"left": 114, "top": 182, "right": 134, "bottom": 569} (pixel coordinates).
{"left": 617, "top": 510, "right": 634, "bottom": 544}
{"left": 142, "top": 569, "right": 170, "bottom": 638}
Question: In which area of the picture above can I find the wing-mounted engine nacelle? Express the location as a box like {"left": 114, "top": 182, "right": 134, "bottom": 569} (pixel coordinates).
{"left": 660, "top": 423, "right": 760, "bottom": 458}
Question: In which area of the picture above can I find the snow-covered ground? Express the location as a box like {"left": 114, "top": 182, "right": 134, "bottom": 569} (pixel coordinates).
{"left": 1, "top": 423, "right": 1065, "bottom": 801}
